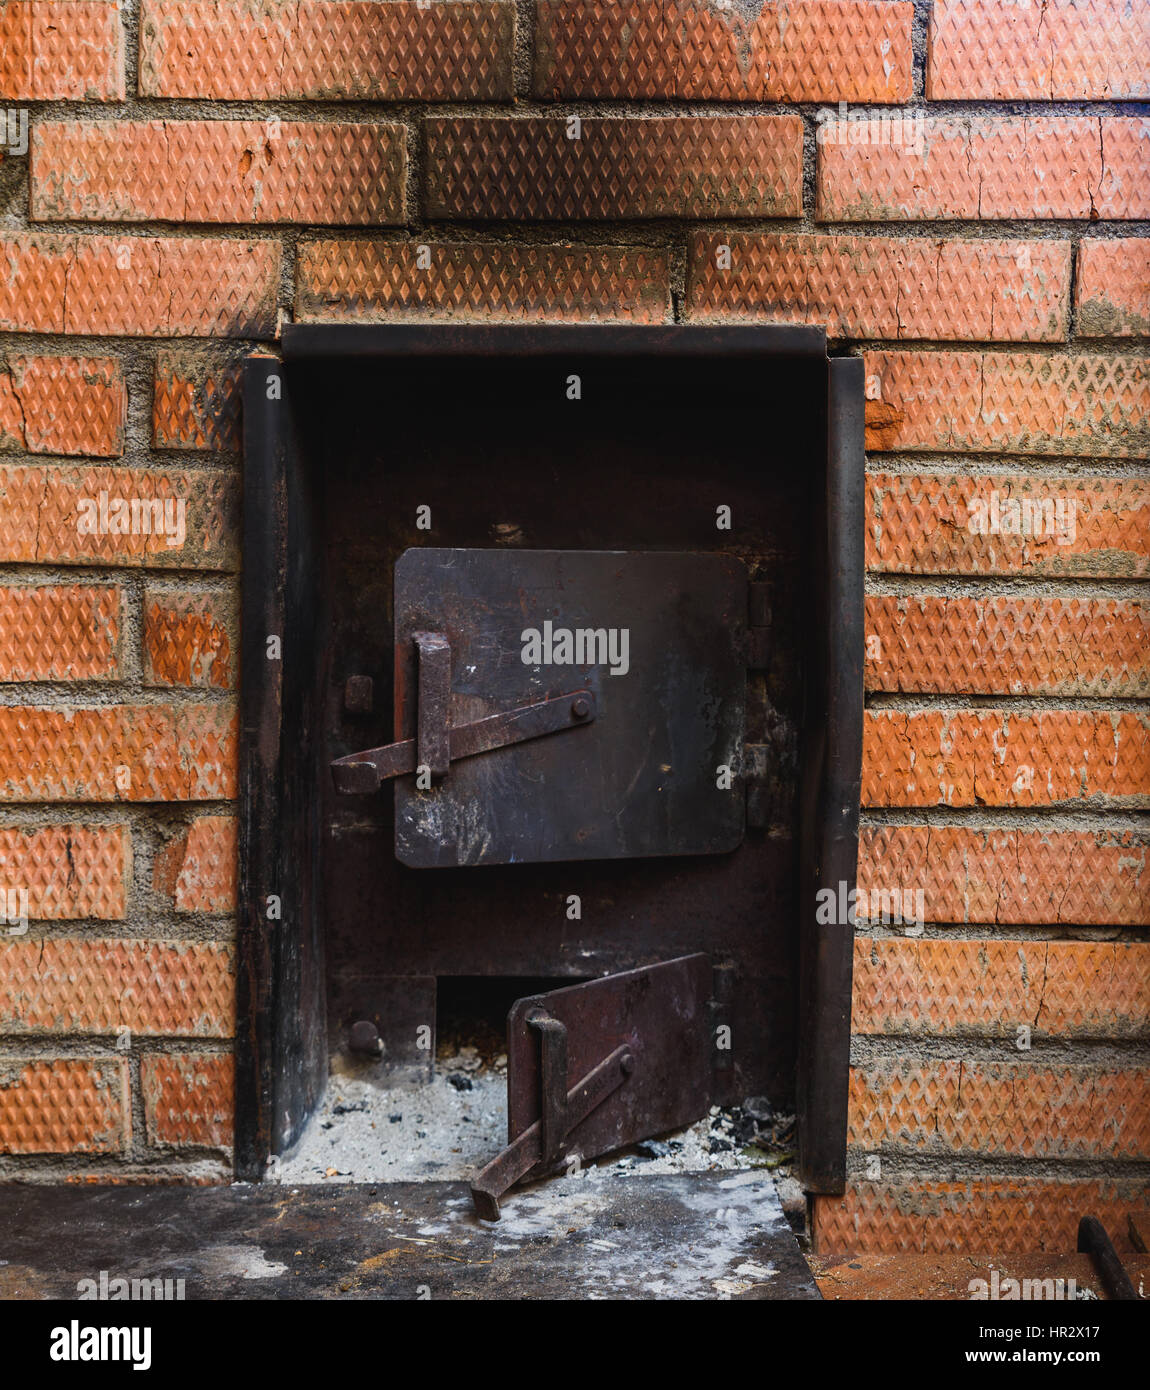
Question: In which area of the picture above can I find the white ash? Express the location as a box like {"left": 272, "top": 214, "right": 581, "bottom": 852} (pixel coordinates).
{"left": 274, "top": 1054, "right": 508, "bottom": 1184}
{"left": 274, "top": 1054, "right": 803, "bottom": 1234}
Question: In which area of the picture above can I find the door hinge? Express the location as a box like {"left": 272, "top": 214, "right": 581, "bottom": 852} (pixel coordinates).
{"left": 743, "top": 743, "right": 770, "bottom": 829}
{"left": 745, "top": 578, "right": 771, "bottom": 671}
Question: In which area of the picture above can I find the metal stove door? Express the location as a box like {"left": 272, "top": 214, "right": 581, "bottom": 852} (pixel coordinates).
{"left": 385, "top": 547, "right": 748, "bottom": 867}
{"left": 471, "top": 954, "right": 713, "bottom": 1219}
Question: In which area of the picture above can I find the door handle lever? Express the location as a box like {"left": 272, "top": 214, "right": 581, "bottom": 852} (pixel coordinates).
{"left": 332, "top": 633, "right": 596, "bottom": 794}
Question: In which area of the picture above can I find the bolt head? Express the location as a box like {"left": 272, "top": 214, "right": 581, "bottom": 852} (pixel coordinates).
{"left": 571, "top": 697, "right": 590, "bottom": 720}
{"left": 348, "top": 1020, "right": 381, "bottom": 1055}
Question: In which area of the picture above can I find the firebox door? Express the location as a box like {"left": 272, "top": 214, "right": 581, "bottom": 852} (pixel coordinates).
{"left": 332, "top": 547, "right": 757, "bottom": 867}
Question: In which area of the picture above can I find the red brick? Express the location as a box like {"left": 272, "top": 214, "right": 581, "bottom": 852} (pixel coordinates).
{"left": 853, "top": 938, "right": 1150, "bottom": 1037}
{"left": 0, "top": 703, "right": 236, "bottom": 801}
{"left": 153, "top": 351, "right": 242, "bottom": 451}
{"left": 686, "top": 234, "right": 1069, "bottom": 341}
{"left": 33, "top": 121, "right": 406, "bottom": 225}
{"left": 0, "top": 355, "right": 124, "bottom": 457}
{"left": 0, "top": 464, "right": 238, "bottom": 570}
{"left": 0, "top": 233, "right": 280, "bottom": 337}
{"left": 143, "top": 587, "right": 234, "bottom": 690}
{"left": 858, "top": 825, "right": 1149, "bottom": 927}
{"left": 817, "top": 116, "right": 1149, "bottom": 221}
{"left": 139, "top": 0, "right": 514, "bottom": 100}
{"left": 848, "top": 1062, "right": 1150, "bottom": 1159}
{"left": 1077, "top": 238, "right": 1150, "bottom": 338}
{"left": 865, "top": 596, "right": 1149, "bottom": 696}
{"left": 424, "top": 116, "right": 803, "bottom": 220}
{"left": 142, "top": 1053, "right": 233, "bottom": 1148}
{"left": 862, "top": 709, "right": 1149, "bottom": 807}
{"left": 0, "top": 939, "right": 234, "bottom": 1035}
{"left": 927, "top": 0, "right": 1150, "bottom": 100}
{"left": 0, "top": 584, "right": 119, "bottom": 680}
{"left": 0, "top": 824, "right": 127, "bottom": 919}
{"left": 812, "top": 1179, "right": 1150, "bottom": 1254}
{"left": 863, "top": 352, "right": 1149, "bottom": 458}
{"left": 864, "top": 474, "right": 1150, "bottom": 578}
{"left": 0, "top": 1, "right": 124, "bottom": 100}
{"left": 0, "top": 1058, "right": 129, "bottom": 1154}
{"left": 297, "top": 240, "right": 672, "bottom": 323}
{"left": 535, "top": 0, "right": 913, "bottom": 102}
{"left": 153, "top": 815, "right": 236, "bottom": 913}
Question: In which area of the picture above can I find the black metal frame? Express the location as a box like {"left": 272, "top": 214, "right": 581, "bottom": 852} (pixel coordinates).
{"left": 238, "top": 325, "right": 864, "bottom": 1193}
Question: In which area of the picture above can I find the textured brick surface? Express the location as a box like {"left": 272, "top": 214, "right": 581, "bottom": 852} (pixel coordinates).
{"left": 1076, "top": 238, "right": 1150, "bottom": 338}
{"left": 0, "top": 703, "right": 236, "bottom": 801}
{"left": 853, "top": 938, "right": 1150, "bottom": 1037}
{"left": 0, "top": 0, "right": 124, "bottom": 100}
{"left": 864, "top": 474, "right": 1150, "bottom": 578}
{"left": 534, "top": 0, "right": 913, "bottom": 102}
{"left": 144, "top": 587, "right": 234, "bottom": 689}
{"left": 0, "top": 464, "right": 238, "bottom": 569}
{"left": 153, "top": 816, "right": 236, "bottom": 913}
{"left": 928, "top": 0, "right": 1150, "bottom": 100}
{"left": 0, "top": 825, "right": 127, "bottom": 919}
{"left": 858, "top": 825, "right": 1150, "bottom": 927}
{"left": 864, "top": 352, "right": 1150, "bottom": 458}
{"left": 0, "top": 939, "right": 234, "bottom": 1035}
{"left": 139, "top": 0, "right": 515, "bottom": 100}
{"left": 865, "top": 596, "right": 1149, "bottom": 695}
{"left": 0, "top": 233, "right": 280, "bottom": 337}
{"left": 297, "top": 240, "right": 672, "bottom": 322}
{"left": 862, "top": 710, "right": 1149, "bottom": 807}
{"left": 153, "top": 351, "right": 242, "bottom": 452}
{"left": 817, "top": 116, "right": 1150, "bottom": 221}
{"left": 686, "top": 234, "right": 1069, "bottom": 341}
{"left": 0, "top": 355, "right": 125, "bottom": 458}
{"left": 33, "top": 121, "right": 407, "bottom": 225}
{"left": 0, "top": 584, "right": 119, "bottom": 680}
{"left": 0, "top": 1058, "right": 129, "bottom": 1154}
{"left": 812, "top": 1180, "right": 1150, "bottom": 1254}
{"left": 848, "top": 1062, "right": 1150, "bottom": 1159}
{"left": 424, "top": 117, "right": 803, "bottom": 220}
{"left": 142, "top": 1054, "right": 233, "bottom": 1148}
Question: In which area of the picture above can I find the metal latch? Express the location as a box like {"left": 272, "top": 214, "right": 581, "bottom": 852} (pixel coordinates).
{"left": 469, "top": 956, "right": 713, "bottom": 1220}
{"left": 470, "top": 1010, "right": 634, "bottom": 1221}
{"left": 331, "top": 631, "right": 597, "bottom": 793}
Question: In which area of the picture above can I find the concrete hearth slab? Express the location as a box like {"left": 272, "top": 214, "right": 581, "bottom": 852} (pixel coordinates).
{"left": 0, "top": 1172, "right": 818, "bottom": 1301}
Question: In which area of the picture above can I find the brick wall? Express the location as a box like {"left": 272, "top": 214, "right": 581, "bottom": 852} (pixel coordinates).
{"left": 0, "top": 0, "right": 1146, "bottom": 1242}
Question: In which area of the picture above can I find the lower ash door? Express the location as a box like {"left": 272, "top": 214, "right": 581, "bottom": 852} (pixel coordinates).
{"left": 471, "top": 955, "right": 714, "bottom": 1219}
{"left": 332, "top": 547, "right": 750, "bottom": 866}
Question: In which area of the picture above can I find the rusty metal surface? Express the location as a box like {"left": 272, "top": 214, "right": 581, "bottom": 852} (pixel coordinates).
{"left": 392, "top": 548, "right": 747, "bottom": 866}
{"left": 471, "top": 1039, "right": 633, "bottom": 1219}
{"left": 1078, "top": 1216, "right": 1139, "bottom": 1300}
{"left": 307, "top": 348, "right": 813, "bottom": 1105}
{"left": 507, "top": 956, "right": 712, "bottom": 1158}
{"left": 473, "top": 956, "right": 714, "bottom": 1216}
{"left": 332, "top": 687, "right": 597, "bottom": 791}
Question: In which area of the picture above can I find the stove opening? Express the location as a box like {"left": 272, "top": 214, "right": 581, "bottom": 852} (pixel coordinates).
{"left": 239, "top": 325, "right": 864, "bottom": 1210}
